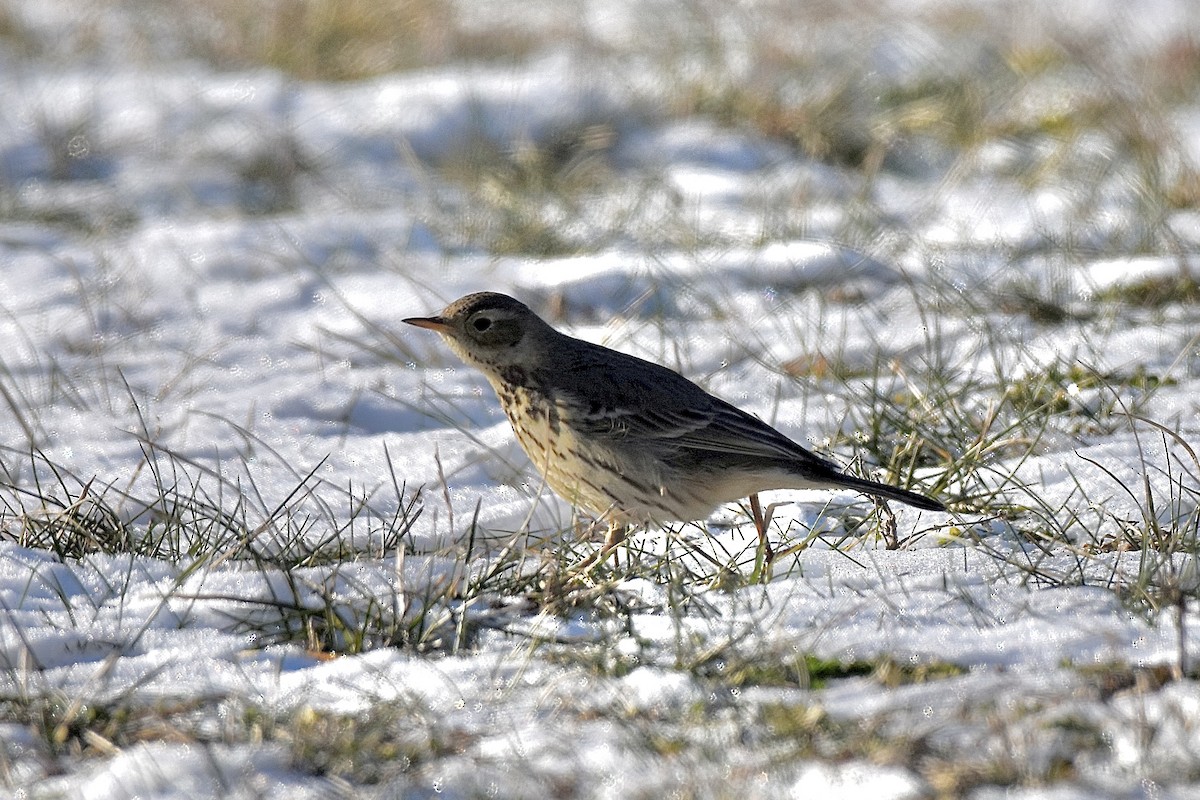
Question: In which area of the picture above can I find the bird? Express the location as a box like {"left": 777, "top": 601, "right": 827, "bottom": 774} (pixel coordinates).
{"left": 404, "top": 291, "right": 945, "bottom": 566}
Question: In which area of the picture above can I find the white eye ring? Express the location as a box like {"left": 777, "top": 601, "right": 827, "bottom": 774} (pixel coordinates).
{"left": 472, "top": 316, "right": 493, "bottom": 332}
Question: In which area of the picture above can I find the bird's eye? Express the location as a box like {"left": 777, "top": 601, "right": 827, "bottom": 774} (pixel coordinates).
{"left": 472, "top": 316, "right": 493, "bottom": 332}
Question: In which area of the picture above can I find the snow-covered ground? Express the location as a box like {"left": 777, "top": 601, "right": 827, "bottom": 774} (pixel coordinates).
{"left": 2, "top": 0, "right": 1199, "bottom": 797}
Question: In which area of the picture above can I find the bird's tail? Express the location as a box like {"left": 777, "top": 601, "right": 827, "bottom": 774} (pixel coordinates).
{"left": 829, "top": 472, "right": 946, "bottom": 512}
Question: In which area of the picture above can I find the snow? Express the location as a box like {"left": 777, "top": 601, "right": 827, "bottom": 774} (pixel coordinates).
{"left": 2, "top": 0, "right": 1200, "bottom": 797}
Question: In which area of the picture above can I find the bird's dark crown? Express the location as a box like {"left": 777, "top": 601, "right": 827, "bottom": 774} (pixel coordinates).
{"left": 442, "top": 292, "right": 534, "bottom": 321}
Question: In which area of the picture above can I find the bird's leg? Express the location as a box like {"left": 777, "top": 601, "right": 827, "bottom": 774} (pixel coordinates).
{"left": 878, "top": 497, "right": 898, "bottom": 550}
{"left": 599, "top": 522, "right": 629, "bottom": 570}
{"left": 569, "top": 521, "right": 628, "bottom": 575}
{"left": 749, "top": 492, "right": 775, "bottom": 567}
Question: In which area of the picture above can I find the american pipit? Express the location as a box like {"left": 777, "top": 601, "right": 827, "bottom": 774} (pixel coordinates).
{"left": 404, "top": 292, "right": 945, "bottom": 562}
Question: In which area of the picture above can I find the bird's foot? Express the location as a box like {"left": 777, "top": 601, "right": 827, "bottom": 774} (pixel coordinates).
{"left": 564, "top": 523, "right": 629, "bottom": 582}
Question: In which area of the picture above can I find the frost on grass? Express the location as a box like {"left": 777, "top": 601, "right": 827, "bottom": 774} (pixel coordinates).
{"left": 2, "top": 0, "right": 1200, "bottom": 797}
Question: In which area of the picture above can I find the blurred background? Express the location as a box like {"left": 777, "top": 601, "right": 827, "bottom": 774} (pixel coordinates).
{"left": 3, "top": 0, "right": 1199, "bottom": 284}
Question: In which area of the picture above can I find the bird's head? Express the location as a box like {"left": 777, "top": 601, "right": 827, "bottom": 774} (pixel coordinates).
{"left": 403, "top": 292, "right": 554, "bottom": 372}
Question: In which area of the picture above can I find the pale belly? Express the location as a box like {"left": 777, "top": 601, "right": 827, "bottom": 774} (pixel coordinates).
{"left": 502, "top": 398, "right": 785, "bottom": 525}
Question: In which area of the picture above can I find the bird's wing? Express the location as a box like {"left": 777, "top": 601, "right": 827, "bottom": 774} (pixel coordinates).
{"left": 563, "top": 353, "right": 839, "bottom": 469}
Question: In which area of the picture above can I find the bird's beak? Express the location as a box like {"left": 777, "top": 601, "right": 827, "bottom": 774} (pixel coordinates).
{"left": 402, "top": 315, "right": 451, "bottom": 333}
